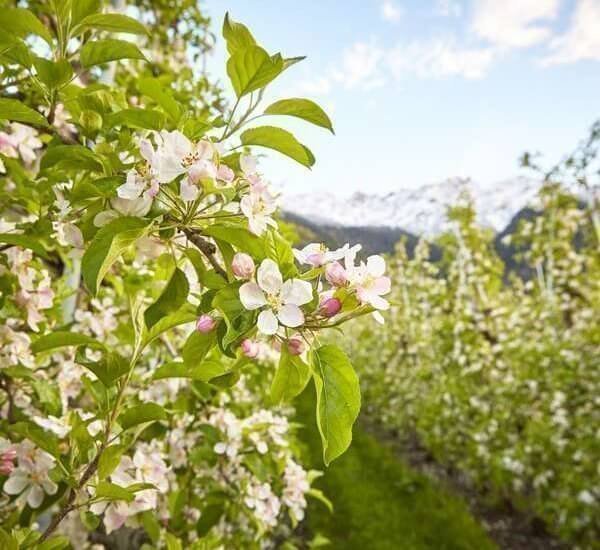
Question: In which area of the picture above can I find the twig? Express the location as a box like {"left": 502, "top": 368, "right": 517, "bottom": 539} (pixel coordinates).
{"left": 182, "top": 228, "right": 228, "bottom": 279}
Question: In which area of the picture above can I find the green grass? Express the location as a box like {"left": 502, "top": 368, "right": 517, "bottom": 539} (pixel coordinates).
{"left": 295, "top": 389, "right": 497, "bottom": 550}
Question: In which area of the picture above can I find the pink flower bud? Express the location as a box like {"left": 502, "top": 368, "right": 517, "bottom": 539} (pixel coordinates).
{"left": 196, "top": 314, "right": 216, "bottom": 333}
{"left": 325, "top": 261, "right": 347, "bottom": 286}
{"left": 0, "top": 459, "right": 14, "bottom": 476}
{"left": 217, "top": 164, "right": 235, "bottom": 183}
{"left": 320, "top": 297, "right": 342, "bottom": 317}
{"left": 287, "top": 336, "right": 305, "bottom": 356}
{"left": 232, "top": 253, "right": 255, "bottom": 279}
{"left": 241, "top": 338, "right": 259, "bottom": 358}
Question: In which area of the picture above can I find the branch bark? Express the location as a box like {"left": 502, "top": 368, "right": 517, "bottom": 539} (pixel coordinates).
{"left": 183, "top": 228, "right": 228, "bottom": 279}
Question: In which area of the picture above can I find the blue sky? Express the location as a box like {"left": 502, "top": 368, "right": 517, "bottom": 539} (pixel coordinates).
{"left": 204, "top": 0, "right": 600, "bottom": 195}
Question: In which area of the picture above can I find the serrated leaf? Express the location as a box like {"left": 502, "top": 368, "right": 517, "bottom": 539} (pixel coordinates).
{"left": 78, "top": 351, "right": 129, "bottom": 387}
{"left": 0, "top": 8, "right": 53, "bottom": 45}
{"left": 31, "top": 331, "right": 102, "bottom": 354}
{"left": 203, "top": 225, "right": 266, "bottom": 260}
{"left": 226, "top": 45, "right": 284, "bottom": 97}
{"left": 0, "top": 99, "right": 49, "bottom": 127}
{"left": 265, "top": 98, "right": 334, "bottom": 133}
{"left": 105, "top": 108, "right": 166, "bottom": 130}
{"left": 312, "top": 345, "right": 361, "bottom": 466}
{"left": 80, "top": 39, "right": 146, "bottom": 68}
{"left": 33, "top": 57, "right": 73, "bottom": 90}
{"left": 182, "top": 330, "right": 217, "bottom": 367}
{"left": 271, "top": 348, "right": 311, "bottom": 404}
{"left": 82, "top": 217, "right": 151, "bottom": 295}
{"left": 0, "top": 233, "right": 49, "bottom": 259}
{"left": 222, "top": 12, "right": 256, "bottom": 55}
{"left": 144, "top": 267, "right": 189, "bottom": 328}
{"left": 240, "top": 126, "right": 315, "bottom": 168}
{"left": 138, "top": 77, "right": 182, "bottom": 123}
{"left": 41, "top": 145, "right": 104, "bottom": 172}
{"left": 74, "top": 13, "right": 148, "bottom": 36}
{"left": 95, "top": 481, "right": 134, "bottom": 502}
{"left": 119, "top": 402, "right": 166, "bottom": 430}
{"left": 98, "top": 445, "right": 125, "bottom": 480}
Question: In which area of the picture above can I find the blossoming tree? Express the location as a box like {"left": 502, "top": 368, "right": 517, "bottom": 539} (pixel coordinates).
{"left": 0, "top": 2, "right": 390, "bottom": 547}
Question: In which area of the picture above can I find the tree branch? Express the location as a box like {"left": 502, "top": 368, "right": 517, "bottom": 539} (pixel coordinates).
{"left": 182, "top": 228, "right": 228, "bottom": 279}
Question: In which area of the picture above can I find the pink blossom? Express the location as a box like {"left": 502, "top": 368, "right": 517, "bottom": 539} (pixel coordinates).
{"left": 287, "top": 336, "right": 305, "bottom": 356}
{"left": 196, "top": 314, "right": 216, "bottom": 333}
{"left": 325, "top": 261, "right": 347, "bottom": 286}
{"left": 320, "top": 297, "right": 342, "bottom": 317}
{"left": 241, "top": 339, "right": 260, "bottom": 358}
{"left": 217, "top": 164, "right": 235, "bottom": 183}
{"left": 232, "top": 252, "right": 255, "bottom": 279}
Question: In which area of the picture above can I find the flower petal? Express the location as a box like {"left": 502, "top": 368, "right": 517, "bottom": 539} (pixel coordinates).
{"left": 239, "top": 282, "right": 267, "bottom": 310}
{"left": 257, "top": 309, "right": 279, "bottom": 335}
{"left": 27, "top": 485, "right": 44, "bottom": 508}
{"left": 257, "top": 259, "right": 283, "bottom": 295}
{"left": 278, "top": 304, "right": 305, "bottom": 327}
{"left": 281, "top": 279, "right": 313, "bottom": 306}
{"left": 366, "top": 255, "right": 386, "bottom": 277}
{"left": 4, "top": 472, "right": 28, "bottom": 494}
{"left": 372, "top": 276, "right": 391, "bottom": 295}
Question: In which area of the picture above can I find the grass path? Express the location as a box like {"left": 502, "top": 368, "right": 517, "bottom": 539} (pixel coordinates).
{"left": 295, "top": 389, "right": 497, "bottom": 550}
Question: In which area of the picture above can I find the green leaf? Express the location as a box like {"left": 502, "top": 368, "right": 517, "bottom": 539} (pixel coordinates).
{"left": 80, "top": 39, "right": 147, "bottom": 68}
{"left": 226, "top": 45, "right": 284, "bottom": 97}
{"left": 222, "top": 13, "right": 256, "bottom": 55}
{"left": 105, "top": 108, "right": 166, "bottom": 131}
{"left": 119, "top": 402, "right": 166, "bottom": 430}
{"left": 144, "top": 268, "right": 189, "bottom": 329}
{"left": 307, "top": 488, "right": 334, "bottom": 513}
{"left": 141, "top": 510, "right": 161, "bottom": 543}
{"left": 182, "top": 330, "right": 217, "bottom": 367}
{"left": 203, "top": 225, "right": 266, "bottom": 260}
{"left": 165, "top": 533, "right": 183, "bottom": 550}
{"left": 271, "top": 348, "right": 311, "bottom": 404}
{"left": 41, "top": 145, "right": 104, "bottom": 172}
{"left": 212, "top": 283, "right": 252, "bottom": 350}
{"left": 32, "top": 331, "right": 102, "bottom": 354}
{"left": 95, "top": 481, "right": 134, "bottom": 503}
{"left": 311, "top": 345, "right": 361, "bottom": 466}
{"left": 33, "top": 57, "right": 73, "bottom": 90}
{"left": 263, "top": 229, "right": 297, "bottom": 278}
{"left": 98, "top": 445, "right": 125, "bottom": 480}
{"left": 138, "top": 77, "right": 182, "bottom": 123}
{"left": 71, "top": 0, "right": 101, "bottom": 27}
{"left": 0, "top": 98, "right": 49, "bottom": 128}
{"left": 0, "top": 233, "right": 49, "bottom": 259}
{"left": 0, "top": 8, "right": 53, "bottom": 45}
{"left": 74, "top": 13, "right": 148, "bottom": 36}
{"left": 142, "top": 303, "right": 197, "bottom": 346}
{"left": 240, "top": 126, "right": 315, "bottom": 168}
{"left": 37, "top": 535, "right": 70, "bottom": 550}
{"left": 82, "top": 217, "right": 151, "bottom": 295}
{"left": 265, "top": 98, "right": 334, "bottom": 133}
{"left": 32, "top": 379, "right": 62, "bottom": 417}
{"left": 78, "top": 351, "right": 129, "bottom": 387}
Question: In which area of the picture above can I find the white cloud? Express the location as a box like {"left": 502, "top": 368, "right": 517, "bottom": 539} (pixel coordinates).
{"left": 435, "top": 0, "right": 462, "bottom": 17}
{"left": 542, "top": 0, "right": 600, "bottom": 65}
{"left": 381, "top": 0, "right": 403, "bottom": 22}
{"left": 472, "top": 0, "right": 561, "bottom": 48}
{"left": 387, "top": 38, "right": 496, "bottom": 79}
{"left": 289, "top": 76, "right": 333, "bottom": 96}
{"left": 332, "top": 42, "right": 386, "bottom": 89}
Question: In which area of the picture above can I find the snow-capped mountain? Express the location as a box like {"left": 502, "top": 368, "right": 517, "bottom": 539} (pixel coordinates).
{"left": 281, "top": 177, "right": 545, "bottom": 237}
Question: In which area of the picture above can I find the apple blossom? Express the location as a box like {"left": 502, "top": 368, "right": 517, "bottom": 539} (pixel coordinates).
{"left": 239, "top": 259, "right": 313, "bottom": 335}
{"left": 196, "top": 314, "right": 217, "bottom": 333}
{"left": 3, "top": 441, "right": 58, "bottom": 508}
{"left": 241, "top": 338, "right": 260, "bottom": 358}
{"left": 320, "top": 296, "right": 342, "bottom": 317}
{"left": 232, "top": 252, "right": 255, "bottom": 279}
{"left": 287, "top": 335, "right": 305, "bottom": 356}
{"left": 345, "top": 251, "right": 391, "bottom": 323}
{"left": 325, "top": 261, "right": 348, "bottom": 286}
{"left": 294, "top": 242, "right": 360, "bottom": 267}
{"left": 240, "top": 187, "right": 278, "bottom": 235}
